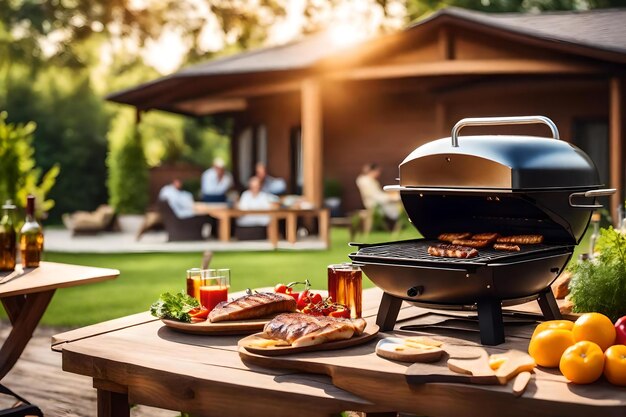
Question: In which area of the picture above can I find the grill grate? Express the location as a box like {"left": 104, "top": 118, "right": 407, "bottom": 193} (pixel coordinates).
{"left": 351, "top": 239, "right": 572, "bottom": 266}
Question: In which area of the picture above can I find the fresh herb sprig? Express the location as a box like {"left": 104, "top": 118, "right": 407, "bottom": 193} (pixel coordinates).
{"left": 150, "top": 291, "right": 200, "bottom": 323}
{"left": 568, "top": 227, "right": 626, "bottom": 321}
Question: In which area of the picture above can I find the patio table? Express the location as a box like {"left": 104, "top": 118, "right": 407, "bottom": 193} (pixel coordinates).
{"left": 0, "top": 261, "right": 119, "bottom": 381}
{"left": 52, "top": 288, "right": 626, "bottom": 417}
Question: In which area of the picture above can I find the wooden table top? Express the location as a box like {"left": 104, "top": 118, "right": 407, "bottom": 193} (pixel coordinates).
{"left": 53, "top": 288, "right": 626, "bottom": 417}
{"left": 0, "top": 261, "right": 119, "bottom": 298}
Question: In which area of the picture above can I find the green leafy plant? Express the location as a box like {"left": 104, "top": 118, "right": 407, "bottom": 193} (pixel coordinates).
{"left": 107, "top": 127, "right": 149, "bottom": 214}
{"left": 568, "top": 227, "right": 626, "bottom": 321}
{"left": 0, "top": 111, "right": 59, "bottom": 218}
{"left": 150, "top": 291, "right": 199, "bottom": 323}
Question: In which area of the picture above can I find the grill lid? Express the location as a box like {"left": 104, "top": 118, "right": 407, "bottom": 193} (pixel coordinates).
{"left": 399, "top": 116, "right": 601, "bottom": 190}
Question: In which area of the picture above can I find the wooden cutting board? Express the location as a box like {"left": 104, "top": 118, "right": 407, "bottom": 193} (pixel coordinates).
{"left": 406, "top": 347, "right": 499, "bottom": 385}
{"left": 161, "top": 318, "right": 270, "bottom": 335}
{"left": 239, "top": 325, "right": 379, "bottom": 356}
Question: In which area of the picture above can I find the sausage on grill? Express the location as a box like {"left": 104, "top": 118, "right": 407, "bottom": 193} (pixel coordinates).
{"left": 471, "top": 233, "right": 500, "bottom": 242}
{"left": 496, "top": 235, "right": 544, "bottom": 245}
{"left": 493, "top": 243, "right": 521, "bottom": 252}
{"left": 452, "top": 239, "right": 491, "bottom": 248}
{"left": 428, "top": 243, "right": 479, "bottom": 258}
{"left": 438, "top": 233, "right": 471, "bottom": 243}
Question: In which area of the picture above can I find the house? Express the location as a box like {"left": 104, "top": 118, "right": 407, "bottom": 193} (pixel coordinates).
{"left": 108, "top": 7, "right": 626, "bottom": 222}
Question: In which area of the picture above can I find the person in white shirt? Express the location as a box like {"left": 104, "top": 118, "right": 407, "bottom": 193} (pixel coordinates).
{"left": 356, "top": 163, "right": 402, "bottom": 220}
{"left": 255, "top": 162, "right": 286, "bottom": 195}
{"left": 158, "top": 179, "right": 196, "bottom": 219}
{"left": 201, "top": 157, "right": 234, "bottom": 202}
{"left": 237, "top": 176, "right": 278, "bottom": 227}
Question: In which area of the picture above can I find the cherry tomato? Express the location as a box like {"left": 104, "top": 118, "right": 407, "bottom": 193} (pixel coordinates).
{"left": 309, "top": 293, "right": 323, "bottom": 305}
{"left": 329, "top": 308, "right": 351, "bottom": 318}
{"left": 274, "top": 283, "right": 288, "bottom": 294}
{"left": 285, "top": 288, "right": 299, "bottom": 301}
{"left": 302, "top": 304, "right": 324, "bottom": 316}
{"left": 188, "top": 307, "right": 209, "bottom": 320}
{"left": 297, "top": 290, "right": 311, "bottom": 310}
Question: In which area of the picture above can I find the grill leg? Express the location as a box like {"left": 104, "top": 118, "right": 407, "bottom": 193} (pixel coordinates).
{"left": 377, "top": 292, "right": 403, "bottom": 331}
{"left": 537, "top": 288, "right": 562, "bottom": 320}
{"left": 477, "top": 300, "right": 505, "bottom": 345}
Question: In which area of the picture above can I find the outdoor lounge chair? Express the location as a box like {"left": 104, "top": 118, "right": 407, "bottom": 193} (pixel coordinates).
{"left": 156, "top": 200, "right": 214, "bottom": 242}
{"left": 0, "top": 383, "right": 43, "bottom": 417}
{"left": 62, "top": 204, "right": 120, "bottom": 236}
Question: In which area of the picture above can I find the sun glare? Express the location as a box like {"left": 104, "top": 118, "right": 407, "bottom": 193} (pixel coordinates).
{"left": 328, "top": 23, "right": 369, "bottom": 47}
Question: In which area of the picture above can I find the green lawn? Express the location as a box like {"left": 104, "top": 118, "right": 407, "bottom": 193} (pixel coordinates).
{"left": 2, "top": 225, "right": 592, "bottom": 328}
{"left": 24, "top": 227, "right": 420, "bottom": 327}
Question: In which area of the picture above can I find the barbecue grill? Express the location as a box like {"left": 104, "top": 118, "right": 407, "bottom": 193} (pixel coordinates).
{"left": 349, "top": 116, "right": 615, "bottom": 345}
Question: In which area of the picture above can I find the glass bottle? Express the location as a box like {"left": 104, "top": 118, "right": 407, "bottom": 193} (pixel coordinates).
{"left": 0, "top": 200, "right": 17, "bottom": 271}
{"left": 20, "top": 195, "right": 43, "bottom": 268}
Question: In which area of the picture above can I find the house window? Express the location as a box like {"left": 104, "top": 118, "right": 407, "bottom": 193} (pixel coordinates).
{"left": 290, "top": 126, "right": 303, "bottom": 195}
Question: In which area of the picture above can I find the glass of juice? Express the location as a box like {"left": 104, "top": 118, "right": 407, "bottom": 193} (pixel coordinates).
{"left": 186, "top": 268, "right": 203, "bottom": 301}
{"left": 331, "top": 264, "right": 362, "bottom": 318}
{"left": 200, "top": 269, "right": 230, "bottom": 311}
{"left": 327, "top": 263, "right": 351, "bottom": 303}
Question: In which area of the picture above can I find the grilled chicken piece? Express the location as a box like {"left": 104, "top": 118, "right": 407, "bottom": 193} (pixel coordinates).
{"left": 438, "top": 232, "right": 471, "bottom": 243}
{"left": 494, "top": 243, "right": 521, "bottom": 252}
{"left": 471, "top": 233, "right": 500, "bottom": 242}
{"left": 496, "top": 235, "right": 544, "bottom": 245}
{"left": 209, "top": 292, "right": 296, "bottom": 323}
{"left": 452, "top": 239, "right": 491, "bottom": 248}
{"left": 264, "top": 313, "right": 367, "bottom": 347}
{"left": 428, "top": 243, "right": 479, "bottom": 258}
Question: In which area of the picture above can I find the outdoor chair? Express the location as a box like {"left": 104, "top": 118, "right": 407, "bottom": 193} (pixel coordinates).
{"left": 62, "top": 204, "right": 120, "bottom": 236}
{"left": 156, "top": 200, "right": 214, "bottom": 242}
{"left": 234, "top": 225, "right": 267, "bottom": 241}
{"left": 0, "top": 383, "right": 43, "bottom": 417}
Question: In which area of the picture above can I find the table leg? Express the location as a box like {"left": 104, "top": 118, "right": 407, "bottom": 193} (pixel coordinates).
{"left": 218, "top": 214, "right": 231, "bottom": 242}
{"left": 1, "top": 294, "right": 26, "bottom": 324}
{"left": 0, "top": 290, "right": 55, "bottom": 380}
{"left": 319, "top": 209, "right": 330, "bottom": 248}
{"left": 286, "top": 213, "right": 297, "bottom": 244}
{"left": 268, "top": 216, "right": 279, "bottom": 248}
{"left": 97, "top": 389, "right": 130, "bottom": 417}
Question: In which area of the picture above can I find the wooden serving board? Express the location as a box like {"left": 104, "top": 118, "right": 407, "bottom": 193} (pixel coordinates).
{"left": 239, "top": 325, "right": 379, "bottom": 356}
{"left": 161, "top": 318, "right": 270, "bottom": 335}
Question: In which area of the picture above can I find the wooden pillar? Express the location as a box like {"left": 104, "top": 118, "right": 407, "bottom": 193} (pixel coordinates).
{"left": 135, "top": 108, "right": 143, "bottom": 124}
{"left": 610, "top": 77, "right": 623, "bottom": 225}
{"left": 301, "top": 78, "right": 323, "bottom": 208}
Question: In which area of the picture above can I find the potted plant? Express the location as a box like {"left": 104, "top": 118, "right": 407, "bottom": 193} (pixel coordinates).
{"left": 324, "top": 178, "right": 343, "bottom": 217}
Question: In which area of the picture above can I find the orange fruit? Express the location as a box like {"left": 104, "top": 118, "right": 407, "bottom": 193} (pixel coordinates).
{"left": 572, "top": 313, "right": 616, "bottom": 351}
{"left": 531, "top": 320, "right": 575, "bottom": 339}
{"left": 559, "top": 341, "right": 605, "bottom": 384}
{"left": 604, "top": 345, "right": 626, "bottom": 386}
{"left": 528, "top": 329, "right": 575, "bottom": 368}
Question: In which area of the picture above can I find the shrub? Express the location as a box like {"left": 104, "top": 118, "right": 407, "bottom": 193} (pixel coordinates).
{"left": 107, "top": 127, "right": 149, "bottom": 214}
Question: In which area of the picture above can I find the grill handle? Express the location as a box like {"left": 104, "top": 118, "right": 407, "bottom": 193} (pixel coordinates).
{"left": 568, "top": 188, "right": 616, "bottom": 209}
{"left": 451, "top": 116, "right": 560, "bottom": 147}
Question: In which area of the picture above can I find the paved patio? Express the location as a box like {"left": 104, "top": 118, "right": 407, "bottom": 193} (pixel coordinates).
{"left": 45, "top": 228, "right": 327, "bottom": 253}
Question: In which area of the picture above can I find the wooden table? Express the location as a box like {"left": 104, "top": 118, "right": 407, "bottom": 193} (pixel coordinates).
{"left": 53, "top": 288, "right": 626, "bottom": 417}
{"left": 194, "top": 203, "right": 330, "bottom": 248}
{"left": 0, "top": 262, "right": 119, "bottom": 381}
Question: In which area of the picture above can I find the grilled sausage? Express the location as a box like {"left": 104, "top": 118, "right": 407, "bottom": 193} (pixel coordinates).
{"left": 471, "top": 233, "right": 500, "bottom": 242}
{"left": 496, "top": 235, "right": 544, "bottom": 245}
{"left": 452, "top": 239, "right": 491, "bottom": 248}
{"left": 428, "top": 243, "right": 479, "bottom": 258}
{"left": 438, "top": 232, "right": 471, "bottom": 242}
{"left": 493, "top": 243, "right": 521, "bottom": 252}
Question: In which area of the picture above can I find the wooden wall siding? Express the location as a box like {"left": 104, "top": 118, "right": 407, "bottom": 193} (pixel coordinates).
{"left": 609, "top": 77, "right": 624, "bottom": 224}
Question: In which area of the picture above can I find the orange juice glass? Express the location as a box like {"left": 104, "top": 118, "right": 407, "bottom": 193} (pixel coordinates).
{"left": 186, "top": 268, "right": 202, "bottom": 301}
{"left": 200, "top": 269, "right": 230, "bottom": 311}
{"left": 330, "top": 264, "right": 362, "bottom": 318}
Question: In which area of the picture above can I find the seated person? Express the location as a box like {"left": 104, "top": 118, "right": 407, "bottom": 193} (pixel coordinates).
{"left": 201, "top": 157, "right": 234, "bottom": 203}
{"left": 356, "top": 163, "right": 402, "bottom": 221}
{"left": 159, "top": 179, "right": 195, "bottom": 219}
{"left": 237, "top": 176, "right": 279, "bottom": 228}
{"left": 255, "top": 162, "right": 286, "bottom": 195}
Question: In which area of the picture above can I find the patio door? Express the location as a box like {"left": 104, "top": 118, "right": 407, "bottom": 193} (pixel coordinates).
{"left": 236, "top": 125, "right": 267, "bottom": 186}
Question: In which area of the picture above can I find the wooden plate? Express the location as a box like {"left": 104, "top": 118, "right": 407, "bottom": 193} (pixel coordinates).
{"left": 376, "top": 337, "right": 444, "bottom": 363}
{"left": 239, "top": 324, "right": 379, "bottom": 356}
{"left": 161, "top": 317, "right": 271, "bottom": 335}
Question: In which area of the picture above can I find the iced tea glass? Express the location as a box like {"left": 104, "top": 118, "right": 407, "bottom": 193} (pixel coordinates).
{"left": 186, "top": 268, "right": 202, "bottom": 301}
{"left": 328, "top": 264, "right": 362, "bottom": 318}
{"left": 200, "top": 269, "right": 230, "bottom": 311}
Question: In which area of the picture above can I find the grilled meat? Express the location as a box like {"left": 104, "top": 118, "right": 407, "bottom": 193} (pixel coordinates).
{"left": 438, "top": 233, "right": 471, "bottom": 243}
{"left": 263, "top": 313, "right": 367, "bottom": 347}
{"left": 496, "top": 235, "right": 544, "bottom": 245}
{"left": 452, "top": 239, "right": 491, "bottom": 248}
{"left": 428, "top": 243, "right": 479, "bottom": 258}
{"left": 493, "top": 243, "right": 521, "bottom": 252}
{"left": 471, "top": 233, "right": 500, "bottom": 242}
{"left": 209, "top": 292, "right": 296, "bottom": 323}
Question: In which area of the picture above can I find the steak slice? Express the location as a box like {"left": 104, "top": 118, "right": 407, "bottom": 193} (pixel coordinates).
{"left": 209, "top": 292, "right": 296, "bottom": 323}
{"left": 428, "top": 243, "right": 479, "bottom": 258}
{"left": 264, "top": 313, "right": 367, "bottom": 347}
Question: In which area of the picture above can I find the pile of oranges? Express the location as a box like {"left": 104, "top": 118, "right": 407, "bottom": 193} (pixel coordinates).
{"left": 528, "top": 313, "right": 626, "bottom": 385}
